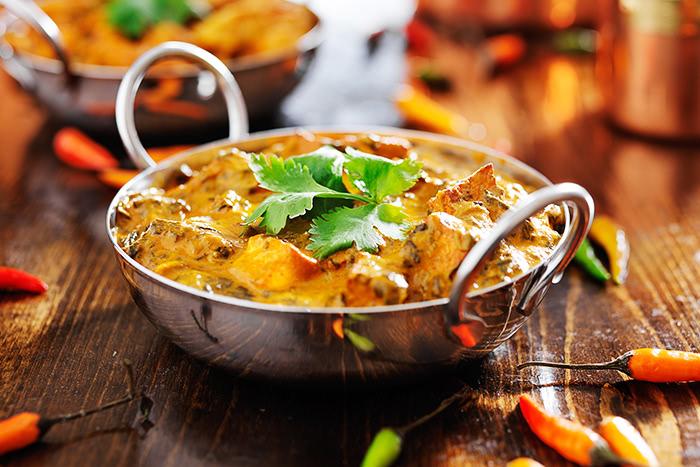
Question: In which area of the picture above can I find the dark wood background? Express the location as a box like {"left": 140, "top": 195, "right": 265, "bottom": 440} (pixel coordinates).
{"left": 2, "top": 7, "right": 700, "bottom": 467}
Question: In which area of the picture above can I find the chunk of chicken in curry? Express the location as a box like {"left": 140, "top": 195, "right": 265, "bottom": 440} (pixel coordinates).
{"left": 114, "top": 133, "right": 563, "bottom": 307}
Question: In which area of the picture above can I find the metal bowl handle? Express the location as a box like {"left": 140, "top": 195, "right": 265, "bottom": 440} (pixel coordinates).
{"left": 115, "top": 41, "right": 248, "bottom": 170}
{"left": 0, "top": 0, "right": 72, "bottom": 85}
{"left": 445, "top": 183, "right": 593, "bottom": 342}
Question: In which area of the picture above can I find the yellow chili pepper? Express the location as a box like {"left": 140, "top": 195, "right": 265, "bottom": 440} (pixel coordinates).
{"left": 599, "top": 416, "right": 659, "bottom": 467}
{"left": 589, "top": 215, "right": 630, "bottom": 285}
{"left": 394, "top": 84, "right": 468, "bottom": 137}
{"left": 506, "top": 458, "right": 546, "bottom": 467}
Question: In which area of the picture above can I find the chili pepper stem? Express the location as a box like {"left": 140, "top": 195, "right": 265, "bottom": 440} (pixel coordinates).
{"left": 38, "top": 360, "right": 137, "bottom": 435}
{"left": 517, "top": 352, "right": 634, "bottom": 377}
{"left": 397, "top": 385, "right": 471, "bottom": 434}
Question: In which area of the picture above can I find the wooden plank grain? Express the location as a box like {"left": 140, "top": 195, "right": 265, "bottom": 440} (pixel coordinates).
{"left": 2, "top": 31, "right": 700, "bottom": 467}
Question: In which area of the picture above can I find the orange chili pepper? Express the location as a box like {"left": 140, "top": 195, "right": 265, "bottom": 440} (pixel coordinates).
{"left": 450, "top": 324, "right": 476, "bottom": 347}
{"left": 519, "top": 394, "right": 626, "bottom": 466}
{"left": 97, "top": 146, "right": 194, "bottom": 188}
{"left": 506, "top": 458, "right": 546, "bottom": 467}
{"left": 98, "top": 169, "right": 139, "bottom": 189}
{"left": 518, "top": 348, "right": 700, "bottom": 383}
{"left": 140, "top": 78, "right": 183, "bottom": 105}
{"left": 53, "top": 128, "right": 119, "bottom": 171}
{"left": 0, "top": 412, "right": 42, "bottom": 455}
{"left": 0, "top": 266, "right": 48, "bottom": 293}
{"left": 332, "top": 318, "right": 344, "bottom": 339}
{"left": 482, "top": 34, "right": 527, "bottom": 72}
{"left": 395, "top": 84, "right": 468, "bottom": 137}
{"left": 143, "top": 100, "right": 207, "bottom": 121}
{"left": 147, "top": 145, "right": 195, "bottom": 163}
{"left": 0, "top": 361, "right": 137, "bottom": 456}
{"left": 599, "top": 416, "right": 659, "bottom": 467}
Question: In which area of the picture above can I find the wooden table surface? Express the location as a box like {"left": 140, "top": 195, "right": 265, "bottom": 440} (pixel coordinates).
{"left": 3, "top": 20, "right": 700, "bottom": 467}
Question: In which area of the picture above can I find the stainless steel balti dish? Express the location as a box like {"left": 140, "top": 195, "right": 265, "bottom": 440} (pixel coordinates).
{"left": 107, "top": 42, "right": 593, "bottom": 386}
{"left": 0, "top": 0, "right": 322, "bottom": 133}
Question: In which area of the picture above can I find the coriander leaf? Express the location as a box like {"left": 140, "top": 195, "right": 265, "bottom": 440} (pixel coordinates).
{"left": 374, "top": 203, "right": 411, "bottom": 239}
{"left": 344, "top": 147, "right": 423, "bottom": 203}
{"left": 307, "top": 203, "right": 411, "bottom": 259}
{"left": 249, "top": 153, "right": 335, "bottom": 194}
{"left": 107, "top": 0, "right": 198, "bottom": 39}
{"left": 107, "top": 0, "right": 152, "bottom": 39}
{"left": 244, "top": 154, "right": 366, "bottom": 234}
{"left": 290, "top": 146, "right": 352, "bottom": 218}
{"left": 290, "top": 146, "right": 347, "bottom": 191}
{"left": 152, "top": 0, "right": 199, "bottom": 23}
{"left": 244, "top": 192, "right": 315, "bottom": 234}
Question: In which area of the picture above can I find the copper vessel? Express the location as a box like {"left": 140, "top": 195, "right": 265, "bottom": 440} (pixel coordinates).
{"left": 598, "top": 0, "right": 700, "bottom": 139}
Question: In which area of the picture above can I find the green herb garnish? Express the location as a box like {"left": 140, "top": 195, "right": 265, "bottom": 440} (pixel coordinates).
{"left": 106, "top": 0, "right": 202, "bottom": 39}
{"left": 243, "top": 146, "right": 423, "bottom": 259}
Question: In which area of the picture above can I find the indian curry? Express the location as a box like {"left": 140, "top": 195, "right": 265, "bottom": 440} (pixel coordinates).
{"left": 5, "top": 0, "right": 315, "bottom": 67}
{"left": 113, "top": 133, "right": 563, "bottom": 307}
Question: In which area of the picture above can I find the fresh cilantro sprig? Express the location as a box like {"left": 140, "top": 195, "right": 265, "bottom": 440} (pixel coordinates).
{"left": 344, "top": 147, "right": 423, "bottom": 202}
{"left": 243, "top": 153, "right": 366, "bottom": 234}
{"left": 106, "top": 0, "right": 203, "bottom": 39}
{"left": 307, "top": 203, "right": 410, "bottom": 259}
{"left": 243, "top": 146, "right": 423, "bottom": 258}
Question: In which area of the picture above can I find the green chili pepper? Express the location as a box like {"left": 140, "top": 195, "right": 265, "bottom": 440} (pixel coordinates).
{"left": 416, "top": 66, "right": 451, "bottom": 92}
{"left": 360, "top": 386, "right": 471, "bottom": 467}
{"left": 348, "top": 313, "right": 372, "bottom": 322}
{"left": 344, "top": 329, "right": 376, "bottom": 353}
{"left": 574, "top": 238, "right": 612, "bottom": 282}
{"left": 552, "top": 28, "right": 596, "bottom": 54}
{"left": 361, "top": 428, "right": 404, "bottom": 467}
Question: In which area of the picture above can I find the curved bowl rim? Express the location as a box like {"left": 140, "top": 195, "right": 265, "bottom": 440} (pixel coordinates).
{"left": 106, "top": 125, "right": 564, "bottom": 315}
{"left": 0, "top": 0, "right": 323, "bottom": 80}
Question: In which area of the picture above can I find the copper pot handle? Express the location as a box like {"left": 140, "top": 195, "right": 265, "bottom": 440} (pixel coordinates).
{"left": 115, "top": 41, "right": 248, "bottom": 170}
{"left": 445, "top": 183, "right": 593, "bottom": 346}
{"left": 0, "top": 0, "right": 73, "bottom": 86}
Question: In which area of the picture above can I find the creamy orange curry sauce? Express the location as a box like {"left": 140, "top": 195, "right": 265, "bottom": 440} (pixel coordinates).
{"left": 114, "top": 133, "right": 563, "bottom": 307}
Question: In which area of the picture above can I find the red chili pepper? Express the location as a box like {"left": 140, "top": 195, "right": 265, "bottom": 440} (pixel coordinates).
{"left": 405, "top": 18, "right": 435, "bottom": 55}
{"left": 518, "top": 348, "right": 700, "bottom": 383}
{"left": 0, "top": 361, "right": 137, "bottom": 456}
{"left": 519, "top": 394, "right": 628, "bottom": 466}
{"left": 53, "top": 127, "right": 119, "bottom": 171}
{"left": 0, "top": 267, "right": 48, "bottom": 293}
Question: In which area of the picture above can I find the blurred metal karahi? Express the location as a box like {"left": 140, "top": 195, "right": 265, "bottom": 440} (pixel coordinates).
{"left": 0, "top": 0, "right": 323, "bottom": 134}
